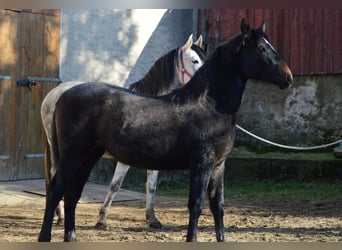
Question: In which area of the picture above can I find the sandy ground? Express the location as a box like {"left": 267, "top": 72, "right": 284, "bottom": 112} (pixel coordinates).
{"left": 0, "top": 180, "right": 341, "bottom": 242}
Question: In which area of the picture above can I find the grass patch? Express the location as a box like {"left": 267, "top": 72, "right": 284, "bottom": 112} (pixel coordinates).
{"left": 125, "top": 178, "right": 342, "bottom": 202}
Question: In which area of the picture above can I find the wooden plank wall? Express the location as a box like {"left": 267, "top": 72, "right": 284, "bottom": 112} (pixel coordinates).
{"left": 198, "top": 9, "right": 342, "bottom": 76}
{"left": 0, "top": 10, "right": 18, "bottom": 180}
{"left": 0, "top": 9, "right": 60, "bottom": 180}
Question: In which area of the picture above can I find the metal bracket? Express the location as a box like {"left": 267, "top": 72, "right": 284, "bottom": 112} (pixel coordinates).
{"left": 0, "top": 75, "right": 11, "bottom": 80}
{"left": 27, "top": 76, "right": 62, "bottom": 83}
{"left": 0, "top": 155, "right": 10, "bottom": 160}
{"left": 25, "top": 153, "right": 45, "bottom": 159}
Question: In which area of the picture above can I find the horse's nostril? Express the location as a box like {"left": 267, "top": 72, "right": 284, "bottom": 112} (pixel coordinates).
{"left": 280, "top": 65, "right": 293, "bottom": 83}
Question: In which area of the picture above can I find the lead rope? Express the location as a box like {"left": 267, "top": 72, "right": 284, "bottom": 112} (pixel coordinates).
{"left": 235, "top": 124, "right": 342, "bottom": 151}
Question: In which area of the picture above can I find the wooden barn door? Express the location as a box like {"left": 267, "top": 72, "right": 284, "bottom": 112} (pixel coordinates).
{"left": 0, "top": 9, "right": 60, "bottom": 180}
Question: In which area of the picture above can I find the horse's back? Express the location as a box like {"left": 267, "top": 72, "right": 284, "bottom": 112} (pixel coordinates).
{"left": 54, "top": 82, "right": 185, "bottom": 169}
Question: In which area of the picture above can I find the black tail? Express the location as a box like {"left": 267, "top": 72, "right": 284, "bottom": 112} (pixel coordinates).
{"left": 44, "top": 134, "right": 51, "bottom": 192}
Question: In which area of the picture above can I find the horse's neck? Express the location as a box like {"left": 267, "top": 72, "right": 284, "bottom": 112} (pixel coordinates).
{"left": 208, "top": 72, "right": 247, "bottom": 114}
{"left": 206, "top": 44, "right": 247, "bottom": 114}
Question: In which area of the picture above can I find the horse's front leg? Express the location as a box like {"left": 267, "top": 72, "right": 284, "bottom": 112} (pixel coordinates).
{"left": 55, "top": 203, "right": 64, "bottom": 226}
{"left": 207, "top": 161, "right": 226, "bottom": 242}
{"left": 145, "top": 170, "right": 162, "bottom": 229}
{"left": 96, "top": 162, "right": 130, "bottom": 230}
{"left": 186, "top": 164, "right": 212, "bottom": 242}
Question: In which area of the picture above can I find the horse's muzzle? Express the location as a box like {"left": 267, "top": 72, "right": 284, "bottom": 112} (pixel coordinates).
{"left": 279, "top": 65, "right": 293, "bottom": 89}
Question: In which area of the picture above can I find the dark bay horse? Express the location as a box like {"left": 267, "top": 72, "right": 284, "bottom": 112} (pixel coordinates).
{"left": 38, "top": 18, "right": 293, "bottom": 242}
{"left": 41, "top": 35, "right": 206, "bottom": 228}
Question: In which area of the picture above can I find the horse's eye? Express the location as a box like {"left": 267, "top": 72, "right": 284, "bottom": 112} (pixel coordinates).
{"left": 192, "top": 60, "right": 199, "bottom": 64}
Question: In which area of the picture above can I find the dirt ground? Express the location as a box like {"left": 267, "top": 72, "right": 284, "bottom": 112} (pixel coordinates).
{"left": 0, "top": 190, "right": 341, "bottom": 242}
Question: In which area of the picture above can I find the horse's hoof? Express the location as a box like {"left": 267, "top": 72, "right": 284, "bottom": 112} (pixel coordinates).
{"left": 38, "top": 234, "right": 51, "bottom": 242}
{"left": 95, "top": 222, "right": 109, "bottom": 230}
{"left": 64, "top": 231, "right": 77, "bottom": 242}
{"left": 56, "top": 218, "right": 64, "bottom": 226}
{"left": 148, "top": 220, "right": 163, "bottom": 229}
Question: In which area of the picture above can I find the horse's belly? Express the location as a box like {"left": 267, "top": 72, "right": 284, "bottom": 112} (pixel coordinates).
{"left": 107, "top": 143, "right": 187, "bottom": 171}
{"left": 132, "top": 158, "right": 187, "bottom": 171}
{"left": 114, "top": 154, "right": 187, "bottom": 171}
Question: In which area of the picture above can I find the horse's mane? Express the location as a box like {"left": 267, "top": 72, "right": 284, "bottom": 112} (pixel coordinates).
{"left": 128, "top": 48, "right": 178, "bottom": 95}
{"left": 191, "top": 44, "right": 207, "bottom": 61}
{"left": 166, "top": 34, "right": 244, "bottom": 104}
{"left": 128, "top": 44, "right": 207, "bottom": 96}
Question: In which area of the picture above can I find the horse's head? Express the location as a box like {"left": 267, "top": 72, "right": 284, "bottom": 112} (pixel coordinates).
{"left": 178, "top": 34, "right": 206, "bottom": 85}
{"left": 238, "top": 18, "right": 293, "bottom": 89}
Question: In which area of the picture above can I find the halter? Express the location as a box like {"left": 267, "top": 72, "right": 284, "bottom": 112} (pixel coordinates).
{"left": 179, "top": 48, "right": 194, "bottom": 84}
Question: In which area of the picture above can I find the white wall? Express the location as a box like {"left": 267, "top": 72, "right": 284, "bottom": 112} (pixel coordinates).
{"left": 60, "top": 9, "right": 195, "bottom": 87}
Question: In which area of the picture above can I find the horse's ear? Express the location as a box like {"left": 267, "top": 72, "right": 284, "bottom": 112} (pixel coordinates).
{"left": 240, "top": 18, "right": 250, "bottom": 35}
{"left": 259, "top": 20, "right": 266, "bottom": 32}
{"left": 194, "top": 35, "right": 203, "bottom": 48}
{"left": 183, "top": 34, "right": 193, "bottom": 50}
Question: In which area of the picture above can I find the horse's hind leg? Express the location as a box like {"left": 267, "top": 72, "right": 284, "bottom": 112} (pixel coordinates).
{"left": 44, "top": 134, "right": 64, "bottom": 226}
{"left": 207, "top": 162, "right": 226, "bottom": 242}
{"left": 145, "top": 170, "right": 162, "bottom": 229}
{"left": 96, "top": 165, "right": 162, "bottom": 230}
{"left": 63, "top": 175, "right": 88, "bottom": 242}
{"left": 95, "top": 161, "right": 130, "bottom": 230}
{"left": 63, "top": 148, "right": 105, "bottom": 242}
{"left": 38, "top": 175, "right": 64, "bottom": 242}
